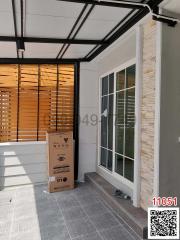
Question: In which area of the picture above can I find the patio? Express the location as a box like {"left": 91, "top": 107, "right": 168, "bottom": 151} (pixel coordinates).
{"left": 0, "top": 183, "right": 140, "bottom": 240}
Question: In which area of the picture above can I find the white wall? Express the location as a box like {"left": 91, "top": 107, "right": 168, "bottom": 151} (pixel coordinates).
{"left": 78, "top": 61, "right": 98, "bottom": 182}
{"left": 98, "top": 32, "right": 136, "bottom": 76}
{"left": 159, "top": 11, "right": 180, "bottom": 206}
{"left": 0, "top": 142, "right": 47, "bottom": 189}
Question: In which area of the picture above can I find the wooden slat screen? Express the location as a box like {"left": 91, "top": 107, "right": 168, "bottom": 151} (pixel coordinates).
{"left": 0, "top": 64, "right": 74, "bottom": 142}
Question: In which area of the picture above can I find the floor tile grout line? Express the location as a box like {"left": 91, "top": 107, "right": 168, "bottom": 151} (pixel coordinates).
{"left": 52, "top": 193, "right": 73, "bottom": 240}
{"left": 100, "top": 198, "right": 142, "bottom": 240}
{"left": 74, "top": 194, "right": 108, "bottom": 240}
{"left": 9, "top": 189, "right": 17, "bottom": 240}
{"left": 75, "top": 187, "right": 139, "bottom": 240}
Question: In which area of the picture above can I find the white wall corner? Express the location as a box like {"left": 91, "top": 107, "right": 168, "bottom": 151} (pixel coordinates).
{"left": 78, "top": 62, "right": 98, "bottom": 182}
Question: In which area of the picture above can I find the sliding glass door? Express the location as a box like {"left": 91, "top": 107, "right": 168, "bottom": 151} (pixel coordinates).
{"left": 100, "top": 64, "right": 135, "bottom": 184}
{"left": 100, "top": 73, "right": 114, "bottom": 171}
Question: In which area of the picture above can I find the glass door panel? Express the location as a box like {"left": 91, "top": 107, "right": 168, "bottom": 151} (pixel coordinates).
{"left": 100, "top": 73, "right": 114, "bottom": 171}
{"left": 108, "top": 94, "right": 114, "bottom": 150}
{"left": 115, "top": 91, "right": 124, "bottom": 155}
{"left": 115, "top": 64, "right": 135, "bottom": 182}
{"left": 101, "top": 96, "right": 108, "bottom": 148}
{"left": 125, "top": 87, "right": 135, "bottom": 159}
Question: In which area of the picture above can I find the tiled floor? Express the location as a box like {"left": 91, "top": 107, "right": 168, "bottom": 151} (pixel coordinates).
{"left": 0, "top": 183, "right": 140, "bottom": 240}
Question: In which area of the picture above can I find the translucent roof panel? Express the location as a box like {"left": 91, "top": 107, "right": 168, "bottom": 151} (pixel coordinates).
{"left": 24, "top": 0, "right": 84, "bottom": 38}
{"left": 24, "top": 43, "right": 63, "bottom": 58}
{"left": 0, "top": 42, "right": 17, "bottom": 58}
{"left": 77, "top": 6, "right": 131, "bottom": 40}
{"left": 63, "top": 44, "right": 95, "bottom": 59}
{"left": 0, "top": 0, "right": 15, "bottom": 36}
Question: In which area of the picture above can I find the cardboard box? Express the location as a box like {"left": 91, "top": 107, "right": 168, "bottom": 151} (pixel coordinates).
{"left": 46, "top": 131, "right": 74, "bottom": 193}
{"left": 48, "top": 172, "right": 74, "bottom": 193}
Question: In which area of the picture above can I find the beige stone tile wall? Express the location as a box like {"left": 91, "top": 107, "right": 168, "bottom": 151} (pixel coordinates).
{"left": 140, "top": 19, "right": 157, "bottom": 210}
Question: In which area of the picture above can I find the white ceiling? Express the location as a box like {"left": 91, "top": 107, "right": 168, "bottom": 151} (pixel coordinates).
{"left": 0, "top": 0, "right": 139, "bottom": 59}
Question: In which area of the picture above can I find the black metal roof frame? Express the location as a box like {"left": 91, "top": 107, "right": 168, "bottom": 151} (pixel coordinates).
{"left": 0, "top": 0, "right": 165, "bottom": 64}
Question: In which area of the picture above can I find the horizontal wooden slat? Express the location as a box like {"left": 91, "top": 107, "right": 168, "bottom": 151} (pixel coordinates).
{"left": 0, "top": 64, "right": 74, "bottom": 142}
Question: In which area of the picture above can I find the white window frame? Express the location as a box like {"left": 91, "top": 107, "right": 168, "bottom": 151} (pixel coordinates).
{"left": 98, "top": 58, "right": 136, "bottom": 193}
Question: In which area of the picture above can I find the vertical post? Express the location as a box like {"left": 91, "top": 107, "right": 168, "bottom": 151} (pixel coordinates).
{"left": 56, "top": 64, "right": 59, "bottom": 131}
{"left": 16, "top": 64, "right": 20, "bottom": 142}
{"left": 133, "top": 25, "right": 143, "bottom": 207}
{"left": 37, "top": 64, "right": 40, "bottom": 141}
{"left": 74, "top": 62, "right": 80, "bottom": 180}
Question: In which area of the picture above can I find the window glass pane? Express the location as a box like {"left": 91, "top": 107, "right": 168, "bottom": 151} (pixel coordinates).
{"left": 125, "top": 88, "right": 135, "bottom": 159}
{"left": 115, "top": 154, "right": 123, "bottom": 176}
{"left": 109, "top": 73, "right": 114, "bottom": 94}
{"left": 126, "top": 65, "right": 135, "bottom": 88}
{"left": 108, "top": 95, "right": 113, "bottom": 150}
{"left": 124, "top": 158, "right": 134, "bottom": 182}
{"left": 115, "top": 91, "right": 124, "bottom": 155}
{"left": 107, "top": 150, "right": 112, "bottom": 171}
{"left": 100, "top": 147, "right": 107, "bottom": 168}
{"left": 116, "top": 70, "right": 125, "bottom": 91}
{"left": 102, "top": 76, "right": 108, "bottom": 96}
{"left": 101, "top": 96, "right": 108, "bottom": 148}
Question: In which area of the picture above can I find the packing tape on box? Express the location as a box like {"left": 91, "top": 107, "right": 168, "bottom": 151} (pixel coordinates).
{"left": 49, "top": 176, "right": 55, "bottom": 182}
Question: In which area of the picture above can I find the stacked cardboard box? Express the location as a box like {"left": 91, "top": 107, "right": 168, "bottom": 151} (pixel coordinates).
{"left": 46, "top": 131, "right": 74, "bottom": 193}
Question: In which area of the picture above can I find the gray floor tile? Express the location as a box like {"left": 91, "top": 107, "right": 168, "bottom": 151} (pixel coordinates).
{"left": 53, "top": 190, "right": 75, "bottom": 200}
{"left": 83, "top": 202, "right": 109, "bottom": 217}
{"left": 0, "top": 183, "right": 138, "bottom": 240}
{"left": 100, "top": 226, "right": 135, "bottom": 240}
{"left": 46, "top": 223, "right": 70, "bottom": 240}
{"left": 77, "top": 194, "right": 100, "bottom": 206}
{"left": 62, "top": 206, "right": 86, "bottom": 221}
{"left": 73, "top": 232, "right": 102, "bottom": 240}
{"left": 38, "top": 213, "right": 64, "bottom": 228}
{"left": 66, "top": 217, "right": 96, "bottom": 238}
{"left": 73, "top": 185, "right": 96, "bottom": 197}
{"left": 57, "top": 197, "right": 80, "bottom": 210}
{"left": 90, "top": 212, "right": 119, "bottom": 231}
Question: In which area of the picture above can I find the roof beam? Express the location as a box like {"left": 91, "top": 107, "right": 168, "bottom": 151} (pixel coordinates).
{"left": 59, "top": 4, "right": 95, "bottom": 59}
{"left": 0, "top": 58, "right": 88, "bottom": 64}
{"left": 0, "top": 36, "right": 107, "bottom": 45}
{"left": 20, "top": 0, "right": 24, "bottom": 58}
{"left": 57, "top": 0, "right": 144, "bottom": 9}
{"left": 56, "top": 4, "right": 89, "bottom": 59}
{"left": 11, "top": 0, "right": 19, "bottom": 58}
{"left": 86, "top": 0, "right": 164, "bottom": 61}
